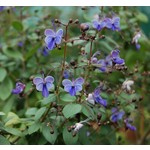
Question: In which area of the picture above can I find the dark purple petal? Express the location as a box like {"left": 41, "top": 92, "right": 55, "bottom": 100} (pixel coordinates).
{"left": 94, "top": 87, "right": 100, "bottom": 97}
{"left": 44, "top": 29, "right": 55, "bottom": 37}
{"left": 42, "top": 84, "right": 49, "bottom": 97}
{"left": 69, "top": 86, "right": 76, "bottom": 96}
{"left": 63, "top": 70, "right": 70, "bottom": 79}
{"left": 113, "top": 57, "right": 124, "bottom": 65}
{"left": 93, "top": 20, "right": 102, "bottom": 31}
{"left": 110, "top": 110, "right": 125, "bottom": 122}
{"left": 62, "top": 79, "right": 72, "bottom": 87}
{"left": 95, "top": 96, "right": 107, "bottom": 107}
{"left": 12, "top": 82, "right": 25, "bottom": 94}
{"left": 45, "top": 36, "right": 55, "bottom": 50}
{"left": 104, "top": 18, "right": 112, "bottom": 29}
{"left": 74, "top": 77, "right": 84, "bottom": 85}
{"left": 126, "top": 123, "right": 136, "bottom": 131}
{"left": 113, "top": 17, "right": 120, "bottom": 29}
{"left": 111, "top": 50, "right": 120, "bottom": 58}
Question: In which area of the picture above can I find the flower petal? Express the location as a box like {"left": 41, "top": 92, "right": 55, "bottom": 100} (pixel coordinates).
{"left": 75, "top": 85, "right": 82, "bottom": 92}
{"left": 42, "top": 84, "right": 49, "bottom": 97}
{"left": 69, "top": 87, "right": 76, "bottom": 96}
{"left": 55, "top": 36, "right": 61, "bottom": 45}
{"left": 45, "top": 36, "right": 55, "bottom": 50}
{"left": 56, "top": 29, "right": 63, "bottom": 37}
{"left": 45, "top": 76, "right": 54, "bottom": 83}
{"left": 74, "top": 77, "right": 84, "bottom": 85}
{"left": 64, "top": 85, "right": 72, "bottom": 92}
{"left": 62, "top": 79, "right": 72, "bottom": 87}
{"left": 33, "top": 77, "right": 43, "bottom": 85}
{"left": 36, "top": 83, "right": 43, "bottom": 91}
{"left": 44, "top": 29, "right": 55, "bottom": 37}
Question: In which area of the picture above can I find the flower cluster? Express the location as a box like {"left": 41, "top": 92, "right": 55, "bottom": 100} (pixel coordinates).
{"left": 12, "top": 82, "right": 26, "bottom": 95}
{"left": 93, "top": 16, "right": 120, "bottom": 31}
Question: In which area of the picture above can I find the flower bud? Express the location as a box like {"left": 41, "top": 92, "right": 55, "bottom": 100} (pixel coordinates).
{"left": 80, "top": 23, "right": 89, "bottom": 32}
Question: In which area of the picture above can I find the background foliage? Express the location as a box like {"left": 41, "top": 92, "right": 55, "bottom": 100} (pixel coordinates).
{"left": 0, "top": 6, "right": 150, "bottom": 145}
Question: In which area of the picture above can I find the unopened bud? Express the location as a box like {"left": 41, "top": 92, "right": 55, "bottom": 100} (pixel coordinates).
{"left": 80, "top": 23, "right": 89, "bottom": 32}
{"left": 74, "top": 19, "right": 79, "bottom": 24}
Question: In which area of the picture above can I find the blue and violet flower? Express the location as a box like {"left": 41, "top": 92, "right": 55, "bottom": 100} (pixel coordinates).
{"left": 62, "top": 77, "right": 84, "bottom": 96}
{"left": 33, "top": 75, "right": 54, "bottom": 97}
{"left": 124, "top": 118, "right": 136, "bottom": 131}
{"left": 44, "top": 29, "right": 63, "bottom": 50}
{"left": 12, "top": 82, "right": 26, "bottom": 95}
{"left": 110, "top": 108, "right": 125, "bottom": 122}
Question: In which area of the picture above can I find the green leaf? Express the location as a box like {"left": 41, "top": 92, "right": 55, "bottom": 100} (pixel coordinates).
{"left": 5, "top": 112, "right": 20, "bottom": 126}
{"left": 28, "top": 122, "right": 41, "bottom": 134}
{"left": 25, "top": 44, "right": 41, "bottom": 61}
{"left": 0, "top": 77, "right": 13, "bottom": 101}
{"left": 136, "top": 12, "right": 148, "bottom": 23}
{"left": 0, "top": 112, "right": 5, "bottom": 116}
{"left": 81, "top": 104, "right": 95, "bottom": 119}
{"left": 63, "top": 126, "right": 78, "bottom": 145}
{"left": 4, "top": 127, "right": 23, "bottom": 136}
{"left": 0, "top": 135, "right": 10, "bottom": 145}
{"left": 34, "top": 107, "right": 46, "bottom": 121}
{"left": 60, "top": 93, "right": 76, "bottom": 102}
{"left": 42, "top": 124, "right": 57, "bottom": 144}
{"left": 41, "top": 94, "right": 56, "bottom": 105}
{"left": 12, "top": 21, "right": 23, "bottom": 31}
{"left": 25, "top": 107, "right": 38, "bottom": 116}
{"left": 3, "top": 47, "right": 23, "bottom": 60}
{"left": 62, "top": 103, "right": 82, "bottom": 118}
{"left": 0, "top": 68, "right": 7, "bottom": 82}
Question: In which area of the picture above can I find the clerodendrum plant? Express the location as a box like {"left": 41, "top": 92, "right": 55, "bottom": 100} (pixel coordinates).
{"left": 3, "top": 7, "right": 144, "bottom": 145}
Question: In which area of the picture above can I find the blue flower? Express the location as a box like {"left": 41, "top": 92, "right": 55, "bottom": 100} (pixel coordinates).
{"left": 12, "top": 82, "right": 26, "bottom": 95}
{"left": 93, "top": 87, "right": 107, "bottom": 107}
{"left": 62, "top": 77, "right": 84, "bottom": 96}
{"left": 44, "top": 29, "right": 63, "bottom": 50}
{"left": 110, "top": 50, "right": 124, "bottom": 65}
{"left": 110, "top": 108, "right": 125, "bottom": 122}
{"left": 63, "top": 70, "right": 70, "bottom": 79}
{"left": 124, "top": 118, "right": 136, "bottom": 131}
{"left": 92, "top": 20, "right": 106, "bottom": 31}
{"left": 0, "top": 6, "right": 5, "bottom": 12}
{"left": 17, "top": 41, "right": 24, "bottom": 47}
{"left": 33, "top": 76, "right": 54, "bottom": 97}
{"left": 104, "top": 17, "right": 120, "bottom": 31}
{"left": 97, "top": 55, "right": 112, "bottom": 72}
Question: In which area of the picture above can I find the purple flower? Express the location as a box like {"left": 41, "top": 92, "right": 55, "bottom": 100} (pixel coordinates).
{"left": 33, "top": 76, "right": 54, "bottom": 97}
{"left": 17, "top": 41, "right": 24, "bottom": 47}
{"left": 93, "top": 87, "right": 107, "bottom": 107}
{"left": 110, "top": 50, "right": 124, "bottom": 65}
{"left": 110, "top": 108, "right": 125, "bottom": 122}
{"left": 63, "top": 70, "right": 70, "bottom": 79}
{"left": 92, "top": 20, "right": 106, "bottom": 31}
{"left": 62, "top": 77, "right": 84, "bottom": 96}
{"left": 104, "top": 17, "right": 120, "bottom": 31}
{"left": 42, "top": 47, "right": 49, "bottom": 56}
{"left": 124, "top": 118, "right": 136, "bottom": 131}
{"left": 44, "top": 29, "right": 63, "bottom": 50}
{"left": 12, "top": 82, "right": 26, "bottom": 95}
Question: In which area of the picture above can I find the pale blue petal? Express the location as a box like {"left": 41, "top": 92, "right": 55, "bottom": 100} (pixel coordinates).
{"left": 33, "top": 77, "right": 43, "bottom": 85}
{"left": 45, "top": 76, "right": 54, "bottom": 83}
{"left": 62, "top": 79, "right": 72, "bottom": 86}
{"left": 44, "top": 29, "right": 55, "bottom": 37}
{"left": 64, "top": 85, "right": 72, "bottom": 92}
{"left": 56, "top": 29, "right": 63, "bottom": 37}
{"left": 74, "top": 77, "right": 84, "bottom": 85}
{"left": 75, "top": 85, "right": 82, "bottom": 92}
{"left": 46, "top": 82, "right": 53, "bottom": 90}
{"left": 36, "top": 83, "right": 43, "bottom": 91}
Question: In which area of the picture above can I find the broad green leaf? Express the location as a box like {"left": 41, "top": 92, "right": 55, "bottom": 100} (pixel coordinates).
{"left": 25, "top": 107, "right": 38, "bottom": 116}
{"left": 62, "top": 103, "right": 82, "bottom": 118}
{"left": 5, "top": 112, "right": 20, "bottom": 126}
{"left": 28, "top": 122, "right": 41, "bottom": 134}
{"left": 0, "top": 77, "right": 13, "bottom": 101}
{"left": 82, "top": 104, "right": 95, "bottom": 119}
{"left": 41, "top": 94, "right": 56, "bottom": 105}
{"left": 3, "top": 48, "right": 23, "bottom": 60}
{"left": 42, "top": 124, "right": 57, "bottom": 144}
{"left": 0, "top": 68, "right": 7, "bottom": 82}
{"left": 25, "top": 44, "right": 41, "bottom": 61}
{"left": 0, "top": 135, "right": 10, "bottom": 145}
{"left": 4, "top": 127, "right": 23, "bottom": 136}
{"left": 60, "top": 93, "right": 76, "bottom": 102}
{"left": 136, "top": 12, "right": 148, "bottom": 23}
{"left": 12, "top": 21, "right": 23, "bottom": 31}
{"left": 63, "top": 126, "right": 78, "bottom": 145}
{"left": 34, "top": 107, "right": 46, "bottom": 121}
